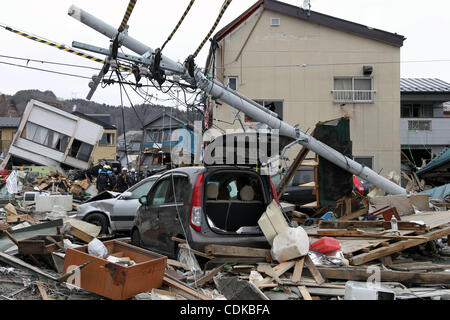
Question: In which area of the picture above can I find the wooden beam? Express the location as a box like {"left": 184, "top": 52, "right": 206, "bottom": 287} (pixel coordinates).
{"left": 305, "top": 255, "right": 325, "bottom": 285}
{"left": 272, "top": 261, "right": 296, "bottom": 277}
{"left": 298, "top": 181, "right": 315, "bottom": 188}
{"left": 178, "top": 243, "right": 213, "bottom": 260}
{"left": 277, "top": 143, "right": 311, "bottom": 198}
{"left": 315, "top": 230, "right": 427, "bottom": 240}
{"left": 300, "top": 201, "right": 318, "bottom": 209}
{"left": 36, "top": 282, "right": 55, "bottom": 300}
{"left": 195, "top": 264, "right": 225, "bottom": 287}
{"left": 163, "top": 274, "right": 212, "bottom": 300}
{"left": 298, "top": 285, "right": 312, "bottom": 300}
{"left": 349, "top": 226, "right": 450, "bottom": 266}
{"left": 291, "top": 257, "right": 305, "bottom": 283}
{"left": 338, "top": 208, "right": 367, "bottom": 221}
{"left": 316, "top": 266, "right": 450, "bottom": 285}
{"left": 68, "top": 226, "right": 94, "bottom": 243}
{"left": 319, "top": 220, "right": 428, "bottom": 231}
{"left": 204, "top": 244, "right": 270, "bottom": 258}
{"left": 257, "top": 264, "right": 282, "bottom": 284}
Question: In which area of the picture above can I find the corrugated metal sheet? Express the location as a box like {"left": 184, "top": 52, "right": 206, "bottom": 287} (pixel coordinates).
{"left": 400, "top": 78, "right": 450, "bottom": 92}
{"left": 0, "top": 117, "right": 21, "bottom": 128}
{"left": 417, "top": 147, "right": 450, "bottom": 175}
{"left": 420, "top": 183, "right": 450, "bottom": 200}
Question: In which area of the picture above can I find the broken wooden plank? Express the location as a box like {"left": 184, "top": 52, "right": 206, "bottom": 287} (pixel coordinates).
{"left": 300, "top": 201, "right": 318, "bottom": 209}
{"left": 338, "top": 208, "right": 367, "bottom": 221}
{"left": 171, "top": 236, "right": 186, "bottom": 243}
{"left": 178, "top": 243, "right": 213, "bottom": 259}
{"left": 272, "top": 261, "right": 296, "bottom": 277}
{"left": 280, "top": 202, "right": 296, "bottom": 212}
{"left": 68, "top": 226, "right": 94, "bottom": 243}
{"left": 277, "top": 143, "right": 310, "bottom": 198}
{"left": 257, "top": 263, "right": 282, "bottom": 284}
{"left": 349, "top": 225, "right": 450, "bottom": 266}
{"left": 315, "top": 229, "right": 427, "bottom": 240}
{"left": 305, "top": 255, "right": 325, "bottom": 285}
{"left": 298, "top": 181, "right": 315, "bottom": 188}
{"left": 195, "top": 264, "right": 225, "bottom": 287}
{"left": 204, "top": 244, "right": 270, "bottom": 258}
{"left": 298, "top": 285, "right": 312, "bottom": 300}
{"left": 163, "top": 274, "right": 212, "bottom": 300}
{"left": 36, "top": 282, "right": 55, "bottom": 300}
{"left": 291, "top": 257, "right": 305, "bottom": 283}
{"left": 319, "top": 220, "right": 428, "bottom": 231}
{"left": 0, "top": 251, "right": 57, "bottom": 281}
{"left": 316, "top": 266, "right": 450, "bottom": 285}
{"left": 302, "top": 160, "right": 318, "bottom": 167}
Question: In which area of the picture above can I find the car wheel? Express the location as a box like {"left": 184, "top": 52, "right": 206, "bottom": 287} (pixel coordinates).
{"left": 131, "top": 228, "right": 142, "bottom": 247}
{"left": 85, "top": 213, "right": 109, "bottom": 235}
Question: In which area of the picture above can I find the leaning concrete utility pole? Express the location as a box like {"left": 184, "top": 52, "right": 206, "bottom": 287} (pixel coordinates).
{"left": 68, "top": 5, "right": 407, "bottom": 196}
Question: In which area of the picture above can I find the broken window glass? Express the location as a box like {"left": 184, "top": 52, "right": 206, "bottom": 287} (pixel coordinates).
{"left": 69, "top": 139, "right": 94, "bottom": 162}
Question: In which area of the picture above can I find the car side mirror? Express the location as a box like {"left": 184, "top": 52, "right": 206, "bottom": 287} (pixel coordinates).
{"left": 121, "top": 191, "right": 132, "bottom": 199}
{"left": 139, "top": 196, "right": 147, "bottom": 206}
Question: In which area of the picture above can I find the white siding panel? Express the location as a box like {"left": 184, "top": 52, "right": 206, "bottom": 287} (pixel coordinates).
{"left": 74, "top": 119, "right": 104, "bottom": 145}
{"left": 65, "top": 156, "right": 90, "bottom": 170}
{"left": 14, "top": 138, "right": 65, "bottom": 162}
{"left": 8, "top": 145, "right": 61, "bottom": 167}
{"left": 28, "top": 106, "right": 76, "bottom": 136}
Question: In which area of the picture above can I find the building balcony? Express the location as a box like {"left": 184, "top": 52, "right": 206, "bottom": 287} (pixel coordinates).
{"left": 332, "top": 90, "right": 375, "bottom": 103}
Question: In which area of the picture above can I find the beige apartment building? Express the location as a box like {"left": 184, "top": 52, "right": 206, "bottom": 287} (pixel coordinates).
{"left": 205, "top": 0, "right": 405, "bottom": 174}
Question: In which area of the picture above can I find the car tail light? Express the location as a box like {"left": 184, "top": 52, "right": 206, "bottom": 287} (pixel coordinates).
{"left": 270, "top": 178, "right": 280, "bottom": 205}
{"left": 189, "top": 173, "right": 204, "bottom": 232}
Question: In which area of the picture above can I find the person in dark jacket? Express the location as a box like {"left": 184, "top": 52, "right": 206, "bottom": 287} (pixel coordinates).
{"left": 115, "top": 168, "right": 130, "bottom": 192}
{"left": 127, "top": 168, "right": 139, "bottom": 187}
{"left": 96, "top": 166, "right": 113, "bottom": 192}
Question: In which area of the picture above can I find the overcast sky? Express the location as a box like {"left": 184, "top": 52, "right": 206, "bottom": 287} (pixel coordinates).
{"left": 0, "top": 0, "right": 449, "bottom": 106}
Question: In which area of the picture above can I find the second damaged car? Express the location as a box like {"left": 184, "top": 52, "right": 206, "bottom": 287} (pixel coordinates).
{"left": 75, "top": 175, "right": 160, "bottom": 234}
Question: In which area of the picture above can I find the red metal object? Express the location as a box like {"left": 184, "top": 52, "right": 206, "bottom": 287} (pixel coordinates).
{"left": 62, "top": 240, "right": 167, "bottom": 300}
{"left": 368, "top": 206, "right": 401, "bottom": 221}
{"left": 353, "top": 175, "right": 365, "bottom": 195}
{"left": 310, "top": 237, "right": 340, "bottom": 254}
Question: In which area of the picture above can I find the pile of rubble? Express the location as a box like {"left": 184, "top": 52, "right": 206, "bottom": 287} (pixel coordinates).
{"left": 0, "top": 166, "right": 450, "bottom": 301}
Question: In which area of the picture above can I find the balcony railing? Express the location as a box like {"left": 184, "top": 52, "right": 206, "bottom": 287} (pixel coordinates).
{"left": 332, "top": 90, "right": 375, "bottom": 103}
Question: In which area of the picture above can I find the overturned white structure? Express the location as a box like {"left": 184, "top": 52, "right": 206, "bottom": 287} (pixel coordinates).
{"left": 1, "top": 100, "right": 103, "bottom": 171}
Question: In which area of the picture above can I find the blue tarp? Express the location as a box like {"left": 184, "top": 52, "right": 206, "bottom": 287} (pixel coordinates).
{"left": 420, "top": 183, "right": 450, "bottom": 200}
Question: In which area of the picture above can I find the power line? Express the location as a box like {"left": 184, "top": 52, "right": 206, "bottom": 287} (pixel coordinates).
{"left": 0, "top": 54, "right": 102, "bottom": 70}
{"left": 161, "top": 0, "right": 196, "bottom": 51}
{"left": 0, "top": 59, "right": 91, "bottom": 79}
{"left": 193, "top": 0, "right": 233, "bottom": 58}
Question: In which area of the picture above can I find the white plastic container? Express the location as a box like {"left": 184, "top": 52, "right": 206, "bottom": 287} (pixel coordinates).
{"left": 257, "top": 200, "right": 289, "bottom": 245}
{"left": 271, "top": 226, "right": 309, "bottom": 262}
{"left": 344, "top": 281, "right": 395, "bottom": 300}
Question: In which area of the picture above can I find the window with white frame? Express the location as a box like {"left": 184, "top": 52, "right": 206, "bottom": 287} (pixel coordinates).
{"left": 333, "top": 77, "right": 374, "bottom": 103}
{"left": 227, "top": 77, "right": 238, "bottom": 91}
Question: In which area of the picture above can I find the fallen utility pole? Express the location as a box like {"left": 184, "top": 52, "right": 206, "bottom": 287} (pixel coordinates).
{"left": 68, "top": 5, "right": 407, "bottom": 196}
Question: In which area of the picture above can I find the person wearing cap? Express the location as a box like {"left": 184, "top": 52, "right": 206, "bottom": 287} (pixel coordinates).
{"left": 127, "top": 168, "right": 139, "bottom": 187}
{"left": 96, "top": 165, "right": 113, "bottom": 192}
{"left": 115, "top": 167, "right": 130, "bottom": 193}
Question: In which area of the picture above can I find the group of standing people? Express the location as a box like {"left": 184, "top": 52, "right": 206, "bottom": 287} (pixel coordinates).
{"left": 96, "top": 165, "right": 140, "bottom": 193}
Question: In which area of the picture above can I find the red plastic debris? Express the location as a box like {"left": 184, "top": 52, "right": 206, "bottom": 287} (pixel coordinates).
{"left": 310, "top": 237, "right": 340, "bottom": 254}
